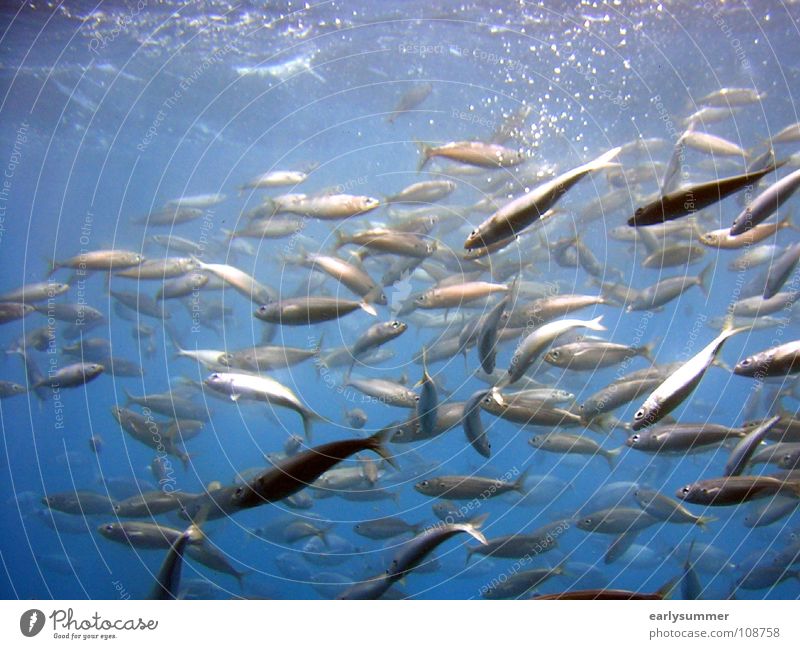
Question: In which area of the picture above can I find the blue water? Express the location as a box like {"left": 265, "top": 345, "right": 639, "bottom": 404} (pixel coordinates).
{"left": 0, "top": 1, "right": 799, "bottom": 600}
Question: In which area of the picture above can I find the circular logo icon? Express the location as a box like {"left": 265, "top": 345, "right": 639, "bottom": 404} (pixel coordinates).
{"left": 20, "top": 609, "right": 45, "bottom": 637}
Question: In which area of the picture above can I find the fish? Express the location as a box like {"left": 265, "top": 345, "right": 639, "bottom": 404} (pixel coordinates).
{"left": 418, "top": 140, "right": 524, "bottom": 171}
{"left": 730, "top": 168, "right": 800, "bottom": 236}
{"left": 576, "top": 507, "right": 660, "bottom": 534}
{"left": 633, "top": 487, "right": 716, "bottom": 529}
{"left": 269, "top": 193, "right": 380, "bottom": 219}
{"left": 631, "top": 323, "right": 749, "bottom": 430}
{"left": 414, "top": 281, "right": 508, "bottom": 309}
{"left": 219, "top": 345, "right": 318, "bottom": 372}
{"left": 463, "top": 389, "right": 491, "bottom": 458}
{"left": 287, "top": 251, "right": 386, "bottom": 304}
{"left": 149, "top": 523, "right": 203, "bottom": 600}
{"left": 255, "top": 296, "right": 376, "bottom": 325}
{"left": 32, "top": 362, "right": 104, "bottom": 389}
{"left": 481, "top": 564, "right": 566, "bottom": 599}
{"left": 353, "top": 517, "right": 422, "bottom": 540}
{"left": 414, "top": 347, "right": 439, "bottom": 439}
{"left": 414, "top": 471, "right": 528, "bottom": 500}
{"left": 642, "top": 244, "right": 706, "bottom": 269}
{"left": 544, "top": 340, "right": 655, "bottom": 371}
{"left": 203, "top": 372, "right": 321, "bottom": 439}
{"left": 42, "top": 491, "right": 115, "bottom": 515}
{"left": 700, "top": 211, "right": 794, "bottom": 249}
{"left": 625, "top": 264, "right": 712, "bottom": 311}
{"left": 680, "top": 131, "right": 747, "bottom": 157}
{"left": 335, "top": 228, "right": 435, "bottom": 258}
{"left": 530, "top": 433, "right": 621, "bottom": 469}
{"left": 628, "top": 163, "right": 782, "bottom": 227}
{"left": 505, "top": 316, "right": 607, "bottom": 385}
{"left": 165, "top": 193, "right": 225, "bottom": 209}
{"left": 464, "top": 147, "right": 620, "bottom": 249}
{"left": 725, "top": 415, "right": 782, "bottom": 477}
{"left": 239, "top": 169, "right": 309, "bottom": 190}
{"left": 184, "top": 429, "right": 397, "bottom": 521}
{"left": 0, "top": 381, "right": 26, "bottom": 399}
{"left": 0, "top": 281, "right": 70, "bottom": 303}
{"left": 762, "top": 242, "right": 800, "bottom": 300}
{"left": 115, "top": 257, "right": 197, "bottom": 279}
{"left": 156, "top": 272, "right": 209, "bottom": 300}
{"left": 387, "top": 82, "right": 433, "bottom": 124}
{"left": 0, "top": 302, "right": 35, "bottom": 324}
{"left": 386, "top": 180, "right": 456, "bottom": 204}
{"left": 626, "top": 423, "right": 747, "bottom": 453}
{"left": 344, "top": 377, "right": 419, "bottom": 408}
{"left": 677, "top": 475, "right": 800, "bottom": 506}
{"left": 697, "top": 87, "right": 765, "bottom": 107}
{"left": 191, "top": 258, "right": 275, "bottom": 304}
{"left": 134, "top": 207, "right": 204, "bottom": 227}
{"left": 47, "top": 250, "right": 144, "bottom": 276}
{"left": 349, "top": 320, "right": 407, "bottom": 369}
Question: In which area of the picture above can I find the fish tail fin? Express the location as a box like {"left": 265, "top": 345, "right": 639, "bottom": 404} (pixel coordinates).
{"left": 332, "top": 230, "right": 346, "bottom": 250}
{"left": 696, "top": 516, "right": 718, "bottom": 531}
{"left": 464, "top": 546, "right": 476, "bottom": 565}
{"left": 656, "top": 576, "right": 681, "bottom": 600}
{"left": 122, "top": 387, "right": 134, "bottom": 406}
{"left": 180, "top": 451, "right": 195, "bottom": 471}
{"left": 367, "top": 427, "right": 399, "bottom": 470}
{"left": 590, "top": 145, "right": 623, "bottom": 170}
{"left": 301, "top": 410, "right": 322, "bottom": 441}
{"left": 698, "top": 263, "right": 714, "bottom": 297}
{"left": 415, "top": 346, "right": 429, "bottom": 388}
{"left": 554, "top": 558, "right": 570, "bottom": 577}
{"left": 639, "top": 337, "right": 660, "bottom": 362}
{"left": 588, "top": 315, "right": 606, "bottom": 331}
{"left": 414, "top": 139, "right": 432, "bottom": 172}
{"left": 605, "top": 446, "right": 623, "bottom": 470}
{"left": 235, "top": 570, "right": 250, "bottom": 589}
{"left": 513, "top": 467, "right": 530, "bottom": 494}
{"left": 44, "top": 256, "right": 58, "bottom": 277}
{"left": 464, "top": 513, "right": 489, "bottom": 545}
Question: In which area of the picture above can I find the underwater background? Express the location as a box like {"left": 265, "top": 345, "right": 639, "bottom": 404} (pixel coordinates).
{"left": 0, "top": 0, "right": 799, "bottom": 600}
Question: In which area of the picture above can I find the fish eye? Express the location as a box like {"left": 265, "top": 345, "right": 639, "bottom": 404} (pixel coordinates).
{"left": 634, "top": 409, "right": 645, "bottom": 420}
{"left": 583, "top": 518, "right": 592, "bottom": 526}
{"left": 635, "top": 207, "right": 644, "bottom": 216}
{"left": 420, "top": 480, "right": 429, "bottom": 487}
{"left": 681, "top": 486, "right": 691, "bottom": 495}
{"left": 550, "top": 350, "right": 559, "bottom": 359}
{"left": 630, "top": 434, "right": 639, "bottom": 443}
{"left": 391, "top": 321, "right": 401, "bottom": 328}
{"left": 105, "top": 524, "right": 114, "bottom": 532}
{"left": 739, "top": 359, "right": 751, "bottom": 366}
